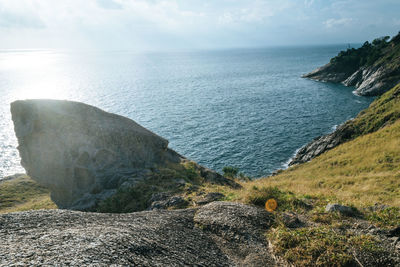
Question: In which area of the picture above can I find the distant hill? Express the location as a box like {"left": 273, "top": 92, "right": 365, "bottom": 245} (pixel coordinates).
{"left": 303, "top": 32, "right": 400, "bottom": 96}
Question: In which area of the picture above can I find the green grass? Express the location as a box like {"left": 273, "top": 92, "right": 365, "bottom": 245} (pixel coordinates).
{"left": 268, "top": 226, "right": 386, "bottom": 266}
{"left": 241, "top": 118, "right": 400, "bottom": 207}
{"left": 344, "top": 83, "right": 400, "bottom": 139}
{"left": 0, "top": 175, "right": 56, "bottom": 213}
{"left": 365, "top": 207, "right": 400, "bottom": 228}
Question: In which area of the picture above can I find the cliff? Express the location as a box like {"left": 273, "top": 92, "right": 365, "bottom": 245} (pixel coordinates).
{"left": 303, "top": 33, "right": 400, "bottom": 96}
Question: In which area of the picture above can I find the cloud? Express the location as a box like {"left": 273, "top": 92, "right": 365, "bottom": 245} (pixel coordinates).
{"left": 324, "top": 18, "right": 353, "bottom": 28}
{"left": 0, "top": 0, "right": 399, "bottom": 50}
{"left": 217, "top": 0, "right": 293, "bottom": 25}
{"left": 0, "top": 5, "right": 45, "bottom": 28}
{"left": 304, "top": 0, "right": 315, "bottom": 8}
{"left": 96, "top": 0, "right": 122, "bottom": 10}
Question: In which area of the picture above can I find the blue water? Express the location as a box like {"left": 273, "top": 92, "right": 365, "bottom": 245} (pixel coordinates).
{"left": 0, "top": 46, "right": 373, "bottom": 178}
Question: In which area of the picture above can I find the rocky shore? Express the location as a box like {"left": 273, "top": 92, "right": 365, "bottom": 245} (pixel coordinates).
{"left": 290, "top": 33, "right": 400, "bottom": 165}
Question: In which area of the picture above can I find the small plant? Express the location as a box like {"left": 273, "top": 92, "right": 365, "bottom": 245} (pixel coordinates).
{"left": 222, "top": 166, "right": 239, "bottom": 178}
{"left": 245, "top": 186, "right": 310, "bottom": 211}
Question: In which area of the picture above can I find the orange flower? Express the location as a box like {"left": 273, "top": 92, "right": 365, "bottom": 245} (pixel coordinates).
{"left": 265, "top": 198, "right": 277, "bottom": 212}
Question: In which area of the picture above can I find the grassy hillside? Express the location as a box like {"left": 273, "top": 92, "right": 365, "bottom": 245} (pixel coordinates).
{"left": 0, "top": 175, "right": 56, "bottom": 213}
{"left": 337, "top": 83, "right": 400, "bottom": 142}
{"left": 240, "top": 118, "right": 400, "bottom": 206}
{"left": 221, "top": 85, "right": 400, "bottom": 208}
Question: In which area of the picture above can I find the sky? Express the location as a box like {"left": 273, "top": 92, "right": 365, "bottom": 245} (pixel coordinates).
{"left": 0, "top": 0, "right": 399, "bottom": 51}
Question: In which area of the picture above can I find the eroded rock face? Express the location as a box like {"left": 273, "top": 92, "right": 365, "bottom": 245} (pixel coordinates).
{"left": 10, "top": 99, "right": 228, "bottom": 210}
{"left": 0, "top": 202, "right": 276, "bottom": 266}
{"left": 303, "top": 57, "right": 400, "bottom": 96}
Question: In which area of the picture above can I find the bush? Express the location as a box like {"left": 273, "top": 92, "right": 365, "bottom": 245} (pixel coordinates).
{"left": 222, "top": 166, "right": 239, "bottom": 178}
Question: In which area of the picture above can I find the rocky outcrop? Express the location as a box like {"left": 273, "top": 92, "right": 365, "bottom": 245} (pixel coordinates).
{"left": 11, "top": 99, "right": 233, "bottom": 210}
{"left": 303, "top": 33, "right": 400, "bottom": 96}
{"left": 302, "top": 63, "right": 350, "bottom": 83}
{"left": 0, "top": 202, "right": 276, "bottom": 266}
{"left": 289, "top": 122, "right": 354, "bottom": 166}
{"left": 303, "top": 62, "right": 400, "bottom": 96}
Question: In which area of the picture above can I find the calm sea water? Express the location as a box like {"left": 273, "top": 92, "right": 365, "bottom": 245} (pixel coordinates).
{"left": 0, "top": 46, "right": 373, "bottom": 179}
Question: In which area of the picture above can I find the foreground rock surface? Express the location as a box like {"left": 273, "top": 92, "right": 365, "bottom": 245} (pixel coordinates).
{"left": 0, "top": 202, "right": 275, "bottom": 266}
{"left": 11, "top": 100, "right": 231, "bottom": 210}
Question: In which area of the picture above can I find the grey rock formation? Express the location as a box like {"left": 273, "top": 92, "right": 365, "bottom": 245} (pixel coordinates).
{"left": 149, "top": 194, "right": 189, "bottom": 210}
{"left": 195, "top": 192, "right": 225, "bottom": 206}
{"left": 303, "top": 61, "right": 399, "bottom": 96}
{"left": 289, "top": 123, "right": 353, "bottom": 166}
{"left": 302, "top": 63, "right": 349, "bottom": 83}
{"left": 10, "top": 99, "right": 231, "bottom": 210}
{"left": 194, "top": 202, "right": 275, "bottom": 266}
{"left": 281, "top": 212, "right": 303, "bottom": 228}
{"left": 0, "top": 202, "right": 276, "bottom": 266}
{"left": 325, "top": 203, "right": 358, "bottom": 217}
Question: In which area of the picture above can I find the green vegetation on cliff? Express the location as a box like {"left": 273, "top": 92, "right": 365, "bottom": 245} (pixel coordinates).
{"left": 341, "top": 83, "right": 400, "bottom": 140}
{"left": 329, "top": 33, "right": 400, "bottom": 78}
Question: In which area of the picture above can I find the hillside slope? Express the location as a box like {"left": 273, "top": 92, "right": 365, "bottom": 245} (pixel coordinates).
{"left": 247, "top": 116, "right": 400, "bottom": 206}
{"left": 291, "top": 83, "right": 400, "bottom": 165}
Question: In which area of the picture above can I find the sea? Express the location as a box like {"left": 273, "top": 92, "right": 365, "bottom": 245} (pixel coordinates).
{"left": 0, "top": 46, "right": 373, "bottom": 179}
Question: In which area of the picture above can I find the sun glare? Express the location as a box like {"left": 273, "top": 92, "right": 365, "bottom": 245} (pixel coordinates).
{"left": 0, "top": 51, "right": 70, "bottom": 101}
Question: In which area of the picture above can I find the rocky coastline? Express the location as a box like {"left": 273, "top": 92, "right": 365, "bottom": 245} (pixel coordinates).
{"left": 2, "top": 34, "right": 400, "bottom": 266}
{"left": 289, "top": 33, "right": 400, "bottom": 166}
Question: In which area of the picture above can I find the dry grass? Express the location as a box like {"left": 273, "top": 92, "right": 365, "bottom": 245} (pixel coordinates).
{"left": 0, "top": 175, "right": 56, "bottom": 214}
{"left": 234, "top": 119, "right": 400, "bottom": 207}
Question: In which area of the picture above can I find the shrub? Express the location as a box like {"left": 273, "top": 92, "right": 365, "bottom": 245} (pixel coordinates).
{"left": 222, "top": 166, "right": 239, "bottom": 178}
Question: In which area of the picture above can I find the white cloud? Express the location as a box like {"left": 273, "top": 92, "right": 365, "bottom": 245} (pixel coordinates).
{"left": 324, "top": 18, "right": 354, "bottom": 28}
{"left": 304, "top": 0, "right": 315, "bottom": 8}
{"left": 0, "top": 0, "right": 399, "bottom": 50}
{"left": 96, "top": 0, "right": 122, "bottom": 10}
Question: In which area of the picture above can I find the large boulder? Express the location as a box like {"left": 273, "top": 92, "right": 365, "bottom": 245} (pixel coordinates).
{"left": 10, "top": 99, "right": 230, "bottom": 210}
